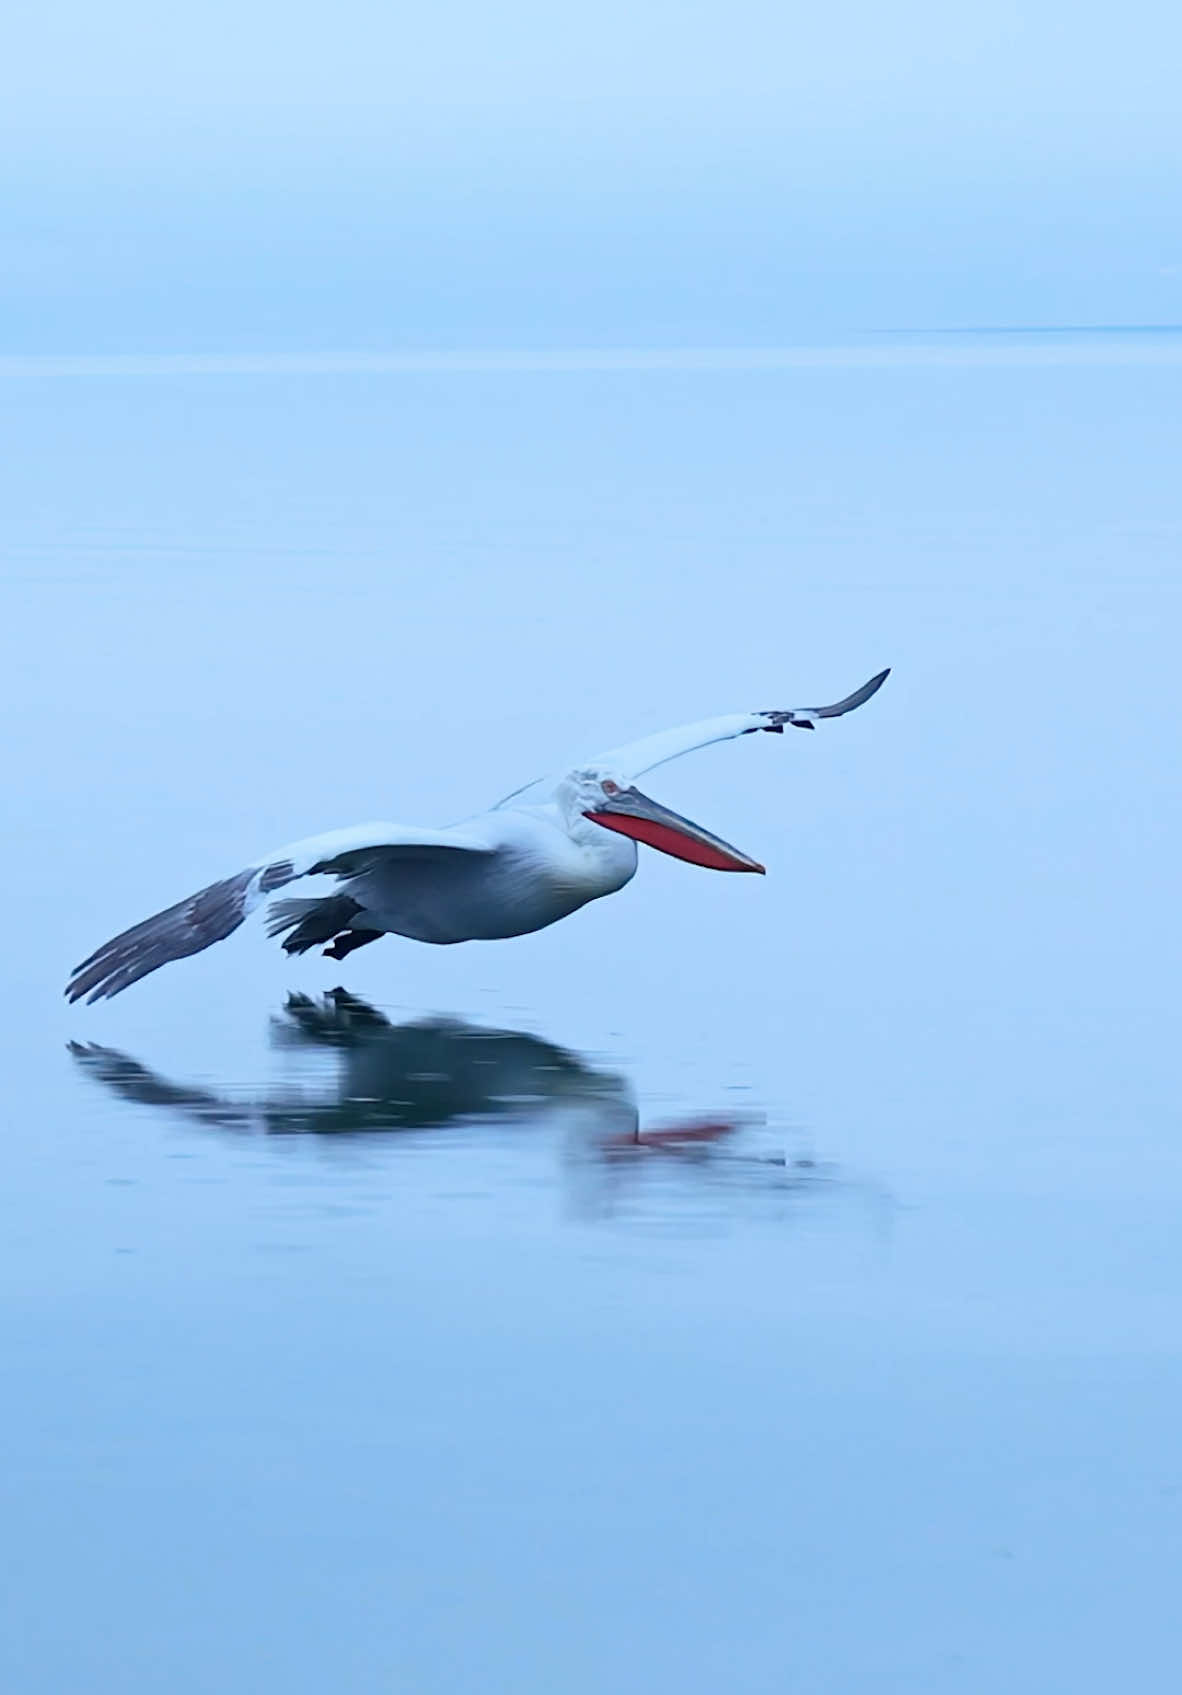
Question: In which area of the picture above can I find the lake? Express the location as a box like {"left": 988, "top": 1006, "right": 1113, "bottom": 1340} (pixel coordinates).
{"left": 2, "top": 336, "right": 1180, "bottom": 1691}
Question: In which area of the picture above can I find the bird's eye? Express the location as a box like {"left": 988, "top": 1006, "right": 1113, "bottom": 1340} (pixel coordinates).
{"left": 601, "top": 779, "right": 619, "bottom": 796}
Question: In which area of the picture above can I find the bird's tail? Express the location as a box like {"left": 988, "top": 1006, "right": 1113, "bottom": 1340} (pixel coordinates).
{"left": 265, "top": 895, "right": 363, "bottom": 955}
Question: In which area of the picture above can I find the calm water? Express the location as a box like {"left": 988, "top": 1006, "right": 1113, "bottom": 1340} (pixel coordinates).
{"left": 3, "top": 338, "right": 1180, "bottom": 1691}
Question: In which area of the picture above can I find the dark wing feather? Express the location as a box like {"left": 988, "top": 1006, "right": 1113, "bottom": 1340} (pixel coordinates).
{"left": 306, "top": 842, "right": 492, "bottom": 878}
{"left": 66, "top": 868, "right": 259, "bottom": 1004}
{"left": 810, "top": 667, "right": 892, "bottom": 718}
{"left": 761, "top": 668, "right": 891, "bottom": 731}
{"left": 65, "top": 833, "right": 493, "bottom": 1005}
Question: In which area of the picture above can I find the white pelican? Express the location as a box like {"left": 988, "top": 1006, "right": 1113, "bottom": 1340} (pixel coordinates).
{"left": 66, "top": 669, "right": 888, "bottom": 1004}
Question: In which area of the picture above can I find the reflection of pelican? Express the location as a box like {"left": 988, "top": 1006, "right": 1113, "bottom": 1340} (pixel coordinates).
{"left": 70, "top": 989, "right": 786, "bottom": 1160}
{"left": 70, "top": 992, "right": 854, "bottom": 1223}
{"left": 66, "top": 671, "right": 888, "bottom": 1002}
{"left": 70, "top": 989, "right": 626, "bottom": 1135}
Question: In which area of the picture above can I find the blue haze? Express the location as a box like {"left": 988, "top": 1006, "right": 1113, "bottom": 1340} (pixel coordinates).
{"left": 3, "top": 0, "right": 1182, "bottom": 349}
{"left": 3, "top": 2, "right": 1182, "bottom": 1688}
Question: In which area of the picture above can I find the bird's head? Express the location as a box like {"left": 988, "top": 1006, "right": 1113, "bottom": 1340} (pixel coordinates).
{"left": 561, "top": 766, "right": 765, "bottom": 873}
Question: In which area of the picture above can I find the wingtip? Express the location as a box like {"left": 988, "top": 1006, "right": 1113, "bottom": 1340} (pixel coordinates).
{"left": 844, "top": 665, "right": 891, "bottom": 712}
{"left": 811, "top": 667, "right": 893, "bottom": 719}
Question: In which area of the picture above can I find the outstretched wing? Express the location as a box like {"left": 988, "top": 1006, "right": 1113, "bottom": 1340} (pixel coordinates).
{"left": 592, "top": 668, "right": 891, "bottom": 779}
{"left": 65, "top": 821, "right": 494, "bottom": 1005}
{"left": 496, "top": 669, "right": 890, "bottom": 806}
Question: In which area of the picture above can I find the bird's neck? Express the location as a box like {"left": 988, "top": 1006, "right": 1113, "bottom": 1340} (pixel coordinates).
{"left": 570, "top": 812, "right": 638, "bottom": 890}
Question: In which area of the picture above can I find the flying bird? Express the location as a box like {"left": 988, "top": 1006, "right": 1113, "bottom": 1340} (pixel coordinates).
{"left": 65, "top": 669, "right": 889, "bottom": 1004}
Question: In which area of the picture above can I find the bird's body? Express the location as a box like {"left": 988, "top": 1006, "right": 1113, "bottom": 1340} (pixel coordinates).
{"left": 297, "top": 802, "right": 639, "bottom": 948}
{"left": 66, "top": 670, "right": 889, "bottom": 1003}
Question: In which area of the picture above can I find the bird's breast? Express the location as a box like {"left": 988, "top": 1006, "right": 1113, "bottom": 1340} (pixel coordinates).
{"left": 352, "top": 819, "right": 635, "bottom": 946}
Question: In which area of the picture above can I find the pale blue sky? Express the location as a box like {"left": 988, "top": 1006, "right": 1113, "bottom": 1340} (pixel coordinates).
{"left": 4, "top": 1, "right": 1181, "bottom": 345}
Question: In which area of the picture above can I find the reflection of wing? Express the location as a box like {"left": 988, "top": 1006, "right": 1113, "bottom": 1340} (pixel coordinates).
{"left": 495, "top": 670, "right": 889, "bottom": 805}
{"left": 65, "top": 821, "right": 494, "bottom": 1004}
{"left": 69, "top": 1042, "right": 246, "bottom": 1125}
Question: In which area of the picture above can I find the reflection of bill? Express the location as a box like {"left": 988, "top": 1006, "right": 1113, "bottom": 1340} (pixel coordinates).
{"left": 70, "top": 990, "right": 836, "bottom": 1216}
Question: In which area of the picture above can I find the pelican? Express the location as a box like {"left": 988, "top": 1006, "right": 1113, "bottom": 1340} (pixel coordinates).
{"left": 66, "top": 669, "right": 889, "bottom": 1004}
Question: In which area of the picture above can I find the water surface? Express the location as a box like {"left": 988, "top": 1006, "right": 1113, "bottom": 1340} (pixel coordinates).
{"left": 2, "top": 337, "right": 1179, "bottom": 1691}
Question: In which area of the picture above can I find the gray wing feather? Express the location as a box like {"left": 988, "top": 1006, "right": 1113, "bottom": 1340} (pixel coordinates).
{"left": 762, "top": 668, "right": 890, "bottom": 730}
{"left": 65, "top": 869, "right": 260, "bottom": 1004}
{"left": 810, "top": 667, "right": 892, "bottom": 718}
{"left": 65, "top": 835, "right": 495, "bottom": 1005}
{"left": 308, "top": 842, "right": 491, "bottom": 878}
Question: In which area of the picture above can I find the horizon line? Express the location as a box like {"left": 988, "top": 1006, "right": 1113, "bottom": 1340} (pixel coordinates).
{"left": 2, "top": 330, "right": 1182, "bottom": 376}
